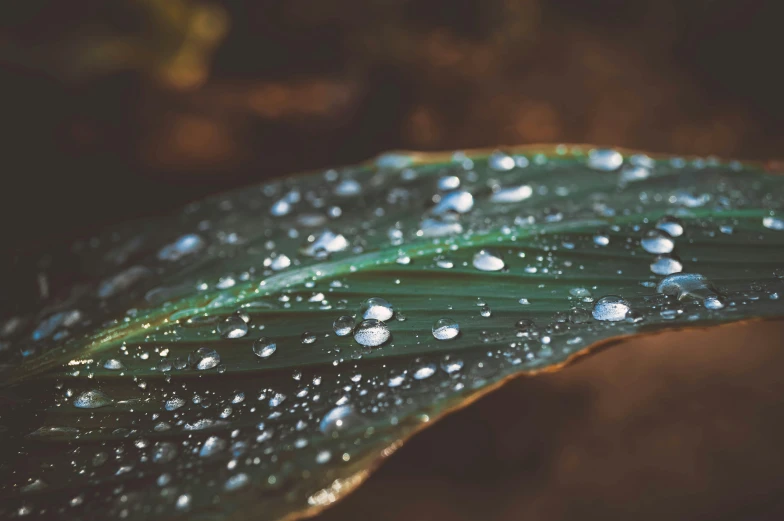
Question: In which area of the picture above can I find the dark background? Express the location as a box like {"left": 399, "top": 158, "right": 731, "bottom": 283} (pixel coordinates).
{"left": 2, "top": 0, "right": 784, "bottom": 255}
{"left": 2, "top": 2, "right": 784, "bottom": 520}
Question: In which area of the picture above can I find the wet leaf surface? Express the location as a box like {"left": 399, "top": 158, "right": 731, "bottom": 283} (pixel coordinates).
{"left": 1, "top": 146, "right": 783, "bottom": 520}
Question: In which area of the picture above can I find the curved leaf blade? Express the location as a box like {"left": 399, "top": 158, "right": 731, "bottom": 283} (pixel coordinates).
{"left": 1, "top": 146, "right": 783, "bottom": 520}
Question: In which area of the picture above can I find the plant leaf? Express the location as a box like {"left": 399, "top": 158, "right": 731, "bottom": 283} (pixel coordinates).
{"left": 2, "top": 146, "right": 783, "bottom": 520}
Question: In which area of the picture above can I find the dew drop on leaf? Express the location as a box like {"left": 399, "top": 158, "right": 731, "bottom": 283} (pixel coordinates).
{"left": 592, "top": 296, "right": 632, "bottom": 322}
{"left": 432, "top": 317, "right": 459, "bottom": 340}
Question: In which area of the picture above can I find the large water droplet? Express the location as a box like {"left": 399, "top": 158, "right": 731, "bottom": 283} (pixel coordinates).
{"left": 656, "top": 273, "right": 722, "bottom": 306}
{"left": 188, "top": 347, "right": 221, "bottom": 370}
{"left": 432, "top": 317, "right": 459, "bottom": 340}
{"left": 333, "top": 315, "right": 355, "bottom": 336}
{"left": 73, "top": 390, "right": 112, "bottom": 409}
{"left": 165, "top": 397, "right": 186, "bottom": 411}
{"left": 641, "top": 229, "right": 675, "bottom": 254}
{"left": 353, "top": 319, "right": 390, "bottom": 347}
{"left": 473, "top": 249, "right": 505, "bottom": 271}
{"left": 301, "top": 230, "right": 349, "bottom": 257}
{"left": 218, "top": 315, "right": 248, "bottom": 339}
{"left": 252, "top": 338, "right": 276, "bottom": 358}
{"left": 592, "top": 296, "right": 632, "bottom": 322}
{"left": 359, "top": 297, "right": 394, "bottom": 321}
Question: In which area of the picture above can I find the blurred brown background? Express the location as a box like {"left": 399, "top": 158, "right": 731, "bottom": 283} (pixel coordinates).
{"left": 2, "top": 0, "right": 784, "bottom": 253}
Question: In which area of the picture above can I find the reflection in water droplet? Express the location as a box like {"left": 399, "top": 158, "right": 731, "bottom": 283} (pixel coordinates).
{"left": 252, "top": 338, "right": 276, "bottom": 358}
{"left": 359, "top": 297, "right": 394, "bottom": 321}
{"left": 432, "top": 318, "right": 459, "bottom": 340}
{"left": 333, "top": 315, "right": 355, "bottom": 336}
{"left": 592, "top": 296, "right": 631, "bottom": 322}
{"left": 218, "top": 315, "right": 248, "bottom": 339}
{"left": 73, "top": 390, "right": 112, "bottom": 409}
{"left": 189, "top": 347, "right": 220, "bottom": 370}
{"left": 641, "top": 229, "right": 675, "bottom": 254}
{"left": 473, "top": 249, "right": 505, "bottom": 271}
{"left": 353, "top": 319, "right": 390, "bottom": 347}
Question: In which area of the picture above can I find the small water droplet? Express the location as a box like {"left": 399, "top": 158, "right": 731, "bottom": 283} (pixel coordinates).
{"left": 165, "top": 397, "right": 186, "bottom": 411}
{"left": 103, "top": 359, "right": 124, "bottom": 370}
{"left": 301, "top": 332, "right": 317, "bottom": 344}
{"left": 763, "top": 215, "right": 784, "bottom": 231}
{"left": 490, "top": 184, "right": 533, "bottom": 203}
{"left": 431, "top": 190, "right": 474, "bottom": 215}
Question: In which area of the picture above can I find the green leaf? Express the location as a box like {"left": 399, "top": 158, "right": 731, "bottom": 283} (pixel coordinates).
{"left": 2, "top": 145, "right": 783, "bottom": 521}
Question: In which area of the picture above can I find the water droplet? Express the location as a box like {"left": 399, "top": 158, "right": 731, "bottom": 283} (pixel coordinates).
{"left": 655, "top": 215, "right": 684, "bottom": 237}
{"left": 165, "top": 397, "right": 186, "bottom": 411}
{"left": 650, "top": 255, "right": 683, "bottom": 276}
{"left": 200, "top": 436, "right": 226, "bottom": 457}
{"left": 432, "top": 317, "right": 460, "bottom": 340}
{"left": 641, "top": 229, "right": 675, "bottom": 254}
{"left": 73, "top": 390, "right": 112, "bottom": 409}
{"left": 269, "top": 254, "right": 291, "bottom": 271}
{"left": 225, "top": 473, "right": 249, "bottom": 492}
{"left": 188, "top": 347, "right": 221, "bottom": 370}
{"left": 490, "top": 184, "right": 533, "bottom": 203}
{"left": 333, "top": 315, "right": 355, "bottom": 336}
{"left": 175, "top": 494, "right": 191, "bottom": 511}
{"left": 568, "top": 308, "right": 591, "bottom": 324}
{"left": 763, "top": 216, "right": 784, "bottom": 231}
{"left": 515, "top": 318, "right": 536, "bottom": 334}
{"left": 473, "top": 249, "right": 505, "bottom": 271}
{"left": 488, "top": 151, "right": 516, "bottom": 171}
{"left": 438, "top": 175, "right": 461, "bottom": 191}
{"left": 704, "top": 295, "right": 726, "bottom": 310}
{"left": 592, "top": 296, "right": 632, "bottom": 322}
{"left": 480, "top": 304, "right": 492, "bottom": 317}
{"left": 588, "top": 148, "right": 623, "bottom": 171}
{"left": 97, "top": 266, "right": 151, "bottom": 298}
{"left": 103, "top": 359, "right": 124, "bottom": 370}
{"left": 359, "top": 297, "right": 394, "bottom": 321}
{"left": 656, "top": 273, "right": 720, "bottom": 303}
{"left": 320, "top": 405, "right": 364, "bottom": 435}
{"left": 440, "top": 355, "right": 464, "bottom": 374}
{"left": 218, "top": 315, "right": 248, "bottom": 339}
{"left": 431, "top": 190, "right": 474, "bottom": 215}
{"left": 412, "top": 361, "right": 437, "bottom": 380}
{"left": 252, "top": 338, "right": 277, "bottom": 358}
{"left": 353, "top": 319, "right": 390, "bottom": 347}
{"left": 593, "top": 233, "right": 610, "bottom": 246}
{"left": 301, "top": 230, "right": 349, "bottom": 257}
{"left": 301, "top": 332, "right": 317, "bottom": 344}
{"left": 152, "top": 442, "right": 178, "bottom": 463}
{"left": 157, "top": 234, "right": 205, "bottom": 261}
